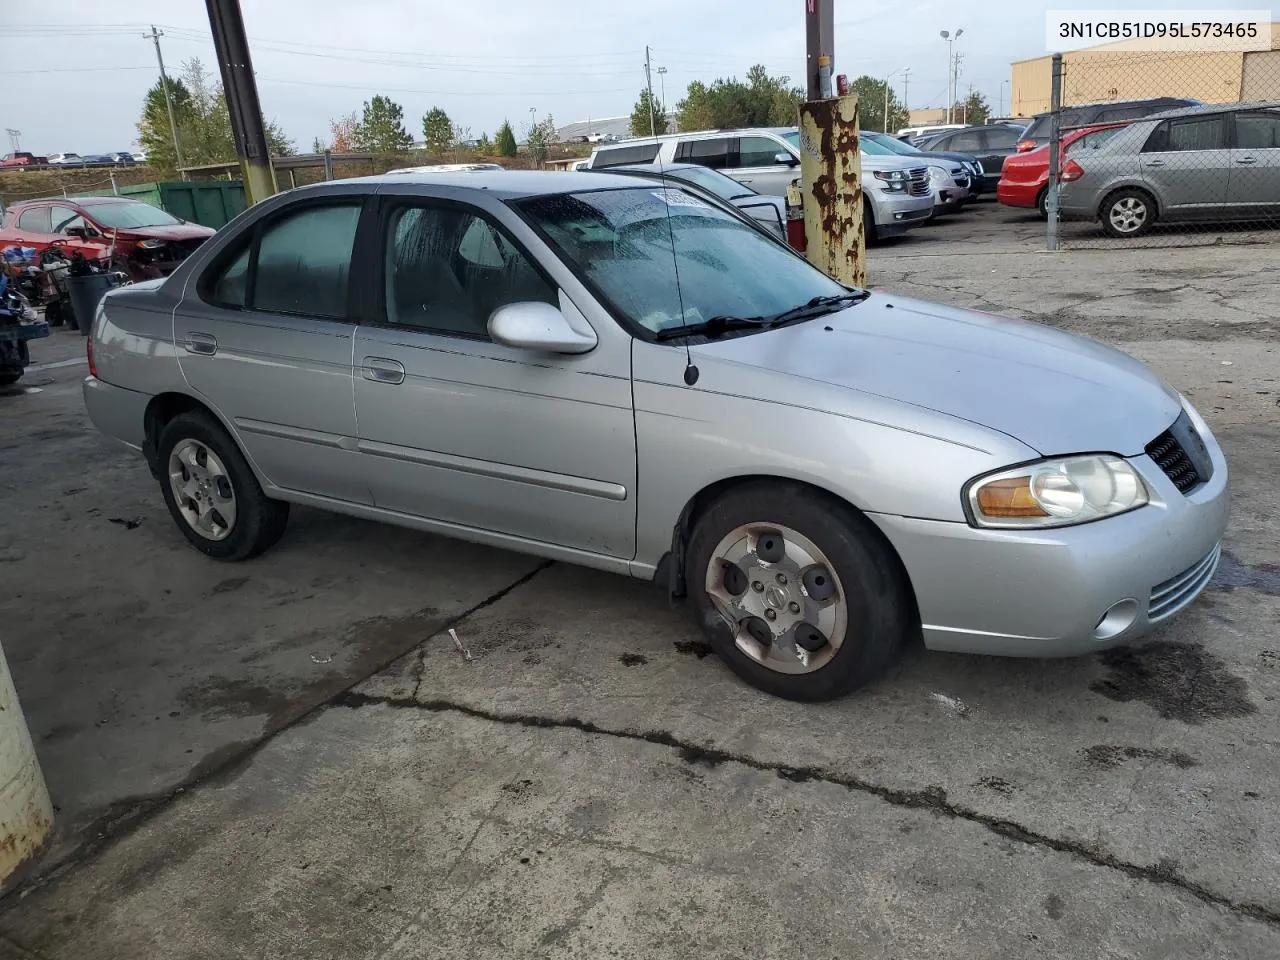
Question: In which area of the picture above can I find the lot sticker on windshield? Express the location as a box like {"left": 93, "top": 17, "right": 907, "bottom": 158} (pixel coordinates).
{"left": 651, "top": 188, "right": 712, "bottom": 210}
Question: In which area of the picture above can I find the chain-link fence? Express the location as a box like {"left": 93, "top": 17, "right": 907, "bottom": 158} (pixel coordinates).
{"left": 1046, "top": 46, "right": 1280, "bottom": 249}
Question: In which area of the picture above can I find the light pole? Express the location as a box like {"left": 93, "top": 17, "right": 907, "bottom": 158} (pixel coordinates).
{"left": 939, "top": 28, "right": 963, "bottom": 123}
{"left": 882, "top": 68, "right": 903, "bottom": 132}
{"left": 657, "top": 65, "right": 667, "bottom": 108}
{"left": 1000, "top": 79, "right": 1009, "bottom": 118}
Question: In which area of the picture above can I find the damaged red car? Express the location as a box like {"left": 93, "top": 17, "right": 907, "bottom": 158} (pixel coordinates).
{"left": 0, "top": 197, "right": 215, "bottom": 281}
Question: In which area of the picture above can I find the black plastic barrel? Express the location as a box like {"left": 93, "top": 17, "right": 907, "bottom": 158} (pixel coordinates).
{"left": 66, "top": 274, "right": 113, "bottom": 336}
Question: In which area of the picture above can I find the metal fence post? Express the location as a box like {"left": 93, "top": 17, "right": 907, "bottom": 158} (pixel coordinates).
{"left": 1045, "top": 52, "right": 1063, "bottom": 251}
{"left": 109, "top": 172, "right": 119, "bottom": 196}
{"left": 323, "top": 149, "right": 333, "bottom": 181}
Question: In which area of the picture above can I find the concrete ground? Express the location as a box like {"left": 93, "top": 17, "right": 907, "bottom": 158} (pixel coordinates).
{"left": 0, "top": 200, "right": 1278, "bottom": 958}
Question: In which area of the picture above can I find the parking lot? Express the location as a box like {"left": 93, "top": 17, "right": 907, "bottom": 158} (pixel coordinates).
{"left": 1, "top": 198, "right": 1278, "bottom": 958}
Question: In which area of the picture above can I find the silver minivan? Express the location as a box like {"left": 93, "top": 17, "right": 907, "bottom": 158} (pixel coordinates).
{"left": 587, "top": 128, "right": 936, "bottom": 241}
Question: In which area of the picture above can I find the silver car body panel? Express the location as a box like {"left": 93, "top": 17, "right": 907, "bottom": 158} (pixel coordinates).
{"left": 84, "top": 171, "right": 1229, "bottom": 659}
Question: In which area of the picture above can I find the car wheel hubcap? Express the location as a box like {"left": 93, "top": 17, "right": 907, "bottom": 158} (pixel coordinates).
{"left": 169, "top": 440, "right": 237, "bottom": 541}
{"left": 1109, "top": 197, "right": 1147, "bottom": 233}
{"left": 704, "top": 523, "right": 847, "bottom": 675}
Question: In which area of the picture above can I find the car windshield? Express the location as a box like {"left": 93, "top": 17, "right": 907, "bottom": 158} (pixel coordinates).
{"left": 516, "top": 186, "right": 847, "bottom": 337}
{"left": 868, "top": 135, "right": 921, "bottom": 156}
{"left": 88, "top": 202, "right": 182, "bottom": 229}
{"left": 664, "top": 166, "right": 756, "bottom": 201}
{"left": 781, "top": 131, "right": 800, "bottom": 149}
{"left": 858, "top": 138, "right": 899, "bottom": 156}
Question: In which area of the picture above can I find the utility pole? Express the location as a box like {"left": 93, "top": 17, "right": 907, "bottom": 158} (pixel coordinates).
{"left": 805, "top": 0, "right": 835, "bottom": 101}
{"left": 657, "top": 65, "right": 668, "bottom": 127}
{"left": 4, "top": 129, "right": 19, "bottom": 152}
{"left": 206, "top": 0, "right": 275, "bottom": 203}
{"left": 939, "top": 29, "right": 963, "bottom": 123}
{"left": 644, "top": 46, "right": 656, "bottom": 136}
{"left": 144, "top": 26, "right": 185, "bottom": 171}
{"left": 965, "top": 82, "right": 973, "bottom": 124}
{"left": 901, "top": 68, "right": 911, "bottom": 124}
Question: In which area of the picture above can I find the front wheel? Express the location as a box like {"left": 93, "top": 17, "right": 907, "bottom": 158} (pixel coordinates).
{"left": 863, "top": 204, "right": 878, "bottom": 245}
{"left": 0, "top": 371, "right": 21, "bottom": 387}
{"left": 157, "top": 411, "right": 289, "bottom": 561}
{"left": 686, "top": 482, "right": 910, "bottom": 701}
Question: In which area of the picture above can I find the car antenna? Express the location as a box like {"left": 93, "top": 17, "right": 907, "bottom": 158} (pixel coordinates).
{"left": 652, "top": 127, "right": 698, "bottom": 386}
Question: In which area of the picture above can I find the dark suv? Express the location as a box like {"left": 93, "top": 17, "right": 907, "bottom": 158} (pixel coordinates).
{"left": 1016, "top": 97, "right": 1201, "bottom": 152}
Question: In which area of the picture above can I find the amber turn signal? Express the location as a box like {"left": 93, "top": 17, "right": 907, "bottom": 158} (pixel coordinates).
{"left": 974, "top": 477, "right": 1048, "bottom": 518}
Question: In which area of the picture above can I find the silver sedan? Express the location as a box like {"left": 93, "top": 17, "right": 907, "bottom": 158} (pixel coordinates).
{"left": 83, "top": 171, "right": 1229, "bottom": 701}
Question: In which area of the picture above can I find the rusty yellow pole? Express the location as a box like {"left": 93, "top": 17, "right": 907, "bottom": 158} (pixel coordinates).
{"left": 0, "top": 641, "right": 53, "bottom": 888}
{"left": 798, "top": 94, "right": 865, "bottom": 289}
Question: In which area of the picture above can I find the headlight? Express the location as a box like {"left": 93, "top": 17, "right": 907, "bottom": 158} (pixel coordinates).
{"left": 137, "top": 238, "right": 168, "bottom": 249}
{"left": 966, "top": 455, "right": 1149, "bottom": 529}
{"left": 928, "top": 165, "right": 948, "bottom": 185}
{"left": 872, "top": 169, "right": 908, "bottom": 193}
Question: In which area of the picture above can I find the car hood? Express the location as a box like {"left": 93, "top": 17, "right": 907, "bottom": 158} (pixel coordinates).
{"left": 111, "top": 223, "right": 215, "bottom": 241}
{"left": 697, "top": 293, "right": 1181, "bottom": 457}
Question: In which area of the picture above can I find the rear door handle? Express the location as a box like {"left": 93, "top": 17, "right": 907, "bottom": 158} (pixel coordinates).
{"left": 361, "top": 357, "right": 405, "bottom": 385}
{"left": 1235, "top": 156, "right": 1258, "bottom": 165}
{"left": 183, "top": 332, "right": 217, "bottom": 355}
{"left": 1143, "top": 160, "right": 1166, "bottom": 167}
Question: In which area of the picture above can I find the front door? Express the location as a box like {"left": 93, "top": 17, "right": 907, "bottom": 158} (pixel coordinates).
{"left": 730, "top": 135, "right": 798, "bottom": 197}
{"left": 1139, "top": 114, "right": 1231, "bottom": 216}
{"left": 48, "top": 205, "right": 112, "bottom": 259}
{"left": 174, "top": 198, "right": 370, "bottom": 504}
{"left": 1227, "top": 109, "right": 1280, "bottom": 211}
{"left": 352, "top": 199, "right": 637, "bottom": 559}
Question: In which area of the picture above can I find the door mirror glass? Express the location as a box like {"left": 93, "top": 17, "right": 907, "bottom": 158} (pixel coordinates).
{"left": 488, "top": 301, "right": 597, "bottom": 354}
{"left": 774, "top": 152, "right": 798, "bottom": 166}
{"left": 64, "top": 226, "right": 90, "bottom": 239}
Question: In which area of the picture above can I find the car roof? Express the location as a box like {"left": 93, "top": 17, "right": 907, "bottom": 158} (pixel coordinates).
{"left": 603, "top": 162, "right": 708, "bottom": 174}
{"left": 1141, "top": 100, "right": 1280, "bottom": 122}
{"left": 329, "top": 169, "right": 663, "bottom": 199}
{"left": 76, "top": 196, "right": 147, "bottom": 206}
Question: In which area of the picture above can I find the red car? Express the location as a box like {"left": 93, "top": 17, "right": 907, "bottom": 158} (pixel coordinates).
{"left": 997, "top": 123, "right": 1128, "bottom": 218}
{"left": 0, "top": 197, "right": 214, "bottom": 280}
{"left": 0, "top": 152, "right": 48, "bottom": 168}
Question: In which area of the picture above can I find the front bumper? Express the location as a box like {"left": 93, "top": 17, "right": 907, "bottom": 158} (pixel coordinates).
{"left": 873, "top": 191, "right": 935, "bottom": 237}
{"left": 870, "top": 411, "right": 1230, "bottom": 658}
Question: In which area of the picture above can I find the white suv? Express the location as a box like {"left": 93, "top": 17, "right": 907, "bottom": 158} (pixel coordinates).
{"left": 587, "top": 128, "right": 935, "bottom": 241}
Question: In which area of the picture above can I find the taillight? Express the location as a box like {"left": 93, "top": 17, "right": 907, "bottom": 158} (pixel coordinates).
{"left": 87, "top": 336, "right": 96, "bottom": 378}
{"left": 1061, "top": 160, "right": 1085, "bottom": 182}
{"left": 1016, "top": 140, "right": 1036, "bottom": 152}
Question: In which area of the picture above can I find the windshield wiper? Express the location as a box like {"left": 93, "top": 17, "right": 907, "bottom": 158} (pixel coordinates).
{"left": 767, "top": 291, "right": 871, "bottom": 326}
{"left": 653, "top": 314, "right": 775, "bottom": 341}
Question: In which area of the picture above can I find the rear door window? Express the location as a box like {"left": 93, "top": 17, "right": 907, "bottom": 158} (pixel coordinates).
{"left": 982, "top": 126, "right": 1020, "bottom": 149}
{"left": 590, "top": 143, "right": 661, "bottom": 168}
{"left": 17, "top": 207, "right": 51, "bottom": 233}
{"left": 1145, "top": 116, "right": 1227, "bottom": 152}
{"left": 946, "top": 131, "right": 984, "bottom": 152}
{"left": 677, "top": 137, "right": 733, "bottom": 170}
{"left": 1234, "top": 111, "right": 1280, "bottom": 149}
{"left": 735, "top": 136, "right": 785, "bottom": 167}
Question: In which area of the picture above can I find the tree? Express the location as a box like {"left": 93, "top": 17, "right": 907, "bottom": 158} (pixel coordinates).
{"left": 675, "top": 66, "right": 802, "bottom": 131}
{"left": 848, "top": 75, "right": 909, "bottom": 134}
{"left": 525, "top": 114, "right": 558, "bottom": 167}
{"left": 311, "top": 136, "right": 325, "bottom": 153}
{"left": 422, "top": 106, "right": 453, "bottom": 154}
{"left": 629, "top": 88, "right": 668, "bottom": 137}
{"left": 136, "top": 58, "right": 292, "bottom": 173}
{"left": 353, "top": 95, "right": 414, "bottom": 154}
{"left": 957, "top": 90, "right": 992, "bottom": 125}
{"left": 328, "top": 112, "right": 358, "bottom": 153}
{"left": 476, "top": 132, "right": 493, "bottom": 153}
{"left": 495, "top": 120, "right": 518, "bottom": 157}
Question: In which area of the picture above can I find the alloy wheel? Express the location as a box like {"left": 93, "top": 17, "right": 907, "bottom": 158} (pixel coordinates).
{"left": 168, "top": 439, "right": 237, "bottom": 541}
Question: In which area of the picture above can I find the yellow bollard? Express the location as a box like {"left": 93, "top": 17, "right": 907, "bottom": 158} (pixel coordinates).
{"left": 0, "top": 642, "right": 53, "bottom": 888}
{"left": 798, "top": 94, "right": 866, "bottom": 289}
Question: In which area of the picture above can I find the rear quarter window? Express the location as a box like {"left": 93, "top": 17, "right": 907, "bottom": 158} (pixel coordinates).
{"left": 590, "top": 143, "right": 661, "bottom": 168}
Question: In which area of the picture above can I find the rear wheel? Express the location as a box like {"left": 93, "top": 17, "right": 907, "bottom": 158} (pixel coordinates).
{"left": 157, "top": 411, "right": 289, "bottom": 561}
{"left": 1100, "top": 188, "right": 1156, "bottom": 239}
{"left": 686, "top": 482, "right": 910, "bottom": 701}
{"left": 0, "top": 372, "right": 21, "bottom": 387}
{"left": 1036, "top": 188, "right": 1049, "bottom": 220}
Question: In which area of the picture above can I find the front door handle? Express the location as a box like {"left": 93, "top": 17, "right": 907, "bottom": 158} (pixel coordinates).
{"left": 361, "top": 357, "right": 405, "bottom": 385}
{"left": 1235, "top": 156, "right": 1258, "bottom": 165}
{"left": 1143, "top": 159, "right": 1166, "bottom": 167}
{"left": 183, "top": 332, "right": 217, "bottom": 355}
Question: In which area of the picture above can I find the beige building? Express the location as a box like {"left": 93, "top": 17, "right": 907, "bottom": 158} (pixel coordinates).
{"left": 1011, "top": 27, "right": 1280, "bottom": 116}
{"left": 907, "top": 108, "right": 948, "bottom": 126}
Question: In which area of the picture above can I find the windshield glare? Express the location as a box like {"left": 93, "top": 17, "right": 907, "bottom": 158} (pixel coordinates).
{"left": 782, "top": 131, "right": 800, "bottom": 149}
{"left": 88, "top": 202, "right": 181, "bottom": 229}
{"left": 868, "top": 134, "right": 920, "bottom": 156}
{"left": 667, "top": 166, "right": 755, "bottom": 201}
{"left": 517, "top": 187, "right": 845, "bottom": 336}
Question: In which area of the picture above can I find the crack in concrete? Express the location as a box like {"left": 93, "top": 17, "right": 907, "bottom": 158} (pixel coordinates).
{"left": 333, "top": 691, "right": 1280, "bottom": 930}
{"left": 0, "top": 560, "right": 556, "bottom": 908}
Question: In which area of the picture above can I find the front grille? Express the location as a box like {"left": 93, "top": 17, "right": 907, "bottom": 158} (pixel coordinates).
{"left": 1145, "top": 411, "right": 1212, "bottom": 494}
{"left": 1149, "top": 544, "right": 1221, "bottom": 621}
{"left": 907, "top": 167, "right": 930, "bottom": 197}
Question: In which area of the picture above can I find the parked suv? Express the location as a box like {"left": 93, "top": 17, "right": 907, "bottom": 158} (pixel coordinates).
{"left": 1057, "top": 102, "right": 1280, "bottom": 238}
{"left": 587, "top": 128, "right": 935, "bottom": 241}
{"left": 1015, "top": 97, "right": 1201, "bottom": 153}
{"left": 918, "top": 125, "right": 1023, "bottom": 191}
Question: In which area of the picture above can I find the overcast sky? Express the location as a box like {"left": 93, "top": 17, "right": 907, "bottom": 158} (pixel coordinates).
{"left": 1, "top": 0, "right": 1248, "bottom": 154}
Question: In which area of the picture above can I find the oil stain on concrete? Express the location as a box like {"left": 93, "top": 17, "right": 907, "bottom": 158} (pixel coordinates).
{"left": 1090, "top": 641, "right": 1256, "bottom": 724}
{"left": 1082, "top": 745, "right": 1199, "bottom": 770}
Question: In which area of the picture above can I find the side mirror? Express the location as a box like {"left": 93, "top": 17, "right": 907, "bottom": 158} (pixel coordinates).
{"left": 488, "top": 301, "right": 597, "bottom": 354}
{"left": 775, "top": 152, "right": 799, "bottom": 167}
{"left": 65, "top": 226, "right": 91, "bottom": 239}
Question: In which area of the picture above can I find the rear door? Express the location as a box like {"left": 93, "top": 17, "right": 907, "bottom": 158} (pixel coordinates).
{"left": 727, "top": 134, "right": 797, "bottom": 196}
{"left": 351, "top": 194, "right": 637, "bottom": 558}
{"left": 1139, "top": 114, "right": 1231, "bottom": 215}
{"left": 175, "top": 195, "right": 369, "bottom": 503}
{"left": 937, "top": 130, "right": 990, "bottom": 176}
{"left": 1227, "top": 109, "right": 1280, "bottom": 211}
